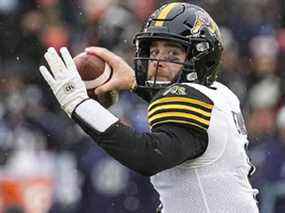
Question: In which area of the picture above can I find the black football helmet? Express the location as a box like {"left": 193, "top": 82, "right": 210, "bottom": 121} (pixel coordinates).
{"left": 133, "top": 2, "right": 223, "bottom": 92}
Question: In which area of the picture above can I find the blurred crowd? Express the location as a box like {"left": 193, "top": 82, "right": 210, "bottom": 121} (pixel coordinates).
{"left": 0, "top": 0, "right": 285, "bottom": 212}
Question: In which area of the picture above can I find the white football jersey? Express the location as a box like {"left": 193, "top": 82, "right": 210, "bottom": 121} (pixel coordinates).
{"left": 150, "top": 82, "right": 259, "bottom": 213}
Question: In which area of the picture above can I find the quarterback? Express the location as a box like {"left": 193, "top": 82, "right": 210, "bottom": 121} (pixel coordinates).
{"left": 39, "top": 2, "right": 259, "bottom": 213}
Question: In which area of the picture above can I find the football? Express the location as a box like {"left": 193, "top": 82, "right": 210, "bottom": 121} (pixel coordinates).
{"left": 73, "top": 52, "right": 118, "bottom": 108}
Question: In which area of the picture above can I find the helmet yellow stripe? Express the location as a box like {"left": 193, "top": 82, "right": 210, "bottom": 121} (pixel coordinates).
{"left": 154, "top": 3, "right": 179, "bottom": 27}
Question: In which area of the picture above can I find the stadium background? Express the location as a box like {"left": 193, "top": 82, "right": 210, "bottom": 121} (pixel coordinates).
{"left": 0, "top": 0, "right": 285, "bottom": 212}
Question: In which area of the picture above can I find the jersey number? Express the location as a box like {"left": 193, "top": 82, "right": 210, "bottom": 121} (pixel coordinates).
{"left": 232, "top": 111, "right": 247, "bottom": 135}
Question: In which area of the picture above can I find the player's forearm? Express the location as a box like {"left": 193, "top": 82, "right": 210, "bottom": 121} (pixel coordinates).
{"left": 72, "top": 99, "right": 208, "bottom": 176}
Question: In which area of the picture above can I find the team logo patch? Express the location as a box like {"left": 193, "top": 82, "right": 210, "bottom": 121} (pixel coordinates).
{"left": 63, "top": 82, "right": 75, "bottom": 94}
{"left": 163, "top": 85, "right": 186, "bottom": 96}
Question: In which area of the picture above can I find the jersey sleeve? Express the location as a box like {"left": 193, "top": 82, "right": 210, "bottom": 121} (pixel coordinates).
{"left": 71, "top": 84, "right": 211, "bottom": 176}
{"left": 148, "top": 83, "right": 214, "bottom": 132}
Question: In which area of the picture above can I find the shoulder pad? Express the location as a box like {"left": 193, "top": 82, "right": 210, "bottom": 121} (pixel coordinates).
{"left": 148, "top": 84, "right": 214, "bottom": 131}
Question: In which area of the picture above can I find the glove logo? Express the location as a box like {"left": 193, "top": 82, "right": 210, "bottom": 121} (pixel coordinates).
{"left": 64, "top": 82, "right": 75, "bottom": 94}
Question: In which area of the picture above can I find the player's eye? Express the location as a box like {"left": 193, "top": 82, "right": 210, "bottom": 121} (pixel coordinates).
{"left": 168, "top": 47, "right": 185, "bottom": 56}
{"left": 167, "top": 49, "right": 184, "bottom": 62}
{"left": 168, "top": 49, "right": 179, "bottom": 56}
{"left": 150, "top": 48, "right": 159, "bottom": 58}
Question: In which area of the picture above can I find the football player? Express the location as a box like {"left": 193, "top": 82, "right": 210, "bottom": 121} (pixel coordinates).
{"left": 39, "top": 2, "right": 259, "bottom": 213}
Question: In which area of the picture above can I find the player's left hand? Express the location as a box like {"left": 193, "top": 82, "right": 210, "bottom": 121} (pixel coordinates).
{"left": 39, "top": 47, "right": 89, "bottom": 117}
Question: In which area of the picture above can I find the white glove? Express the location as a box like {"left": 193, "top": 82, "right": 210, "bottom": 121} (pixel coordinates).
{"left": 39, "top": 47, "right": 89, "bottom": 117}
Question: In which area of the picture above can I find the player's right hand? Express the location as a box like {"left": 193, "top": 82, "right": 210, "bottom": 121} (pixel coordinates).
{"left": 85, "top": 47, "right": 137, "bottom": 95}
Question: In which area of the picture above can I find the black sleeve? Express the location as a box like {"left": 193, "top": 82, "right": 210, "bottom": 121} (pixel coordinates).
{"left": 72, "top": 112, "right": 208, "bottom": 176}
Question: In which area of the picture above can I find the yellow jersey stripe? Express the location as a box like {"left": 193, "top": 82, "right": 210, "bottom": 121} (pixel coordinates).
{"left": 148, "top": 97, "right": 213, "bottom": 111}
{"left": 148, "top": 112, "right": 210, "bottom": 125}
{"left": 148, "top": 104, "right": 211, "bottom": 118}
{"left": 154, "top": 3, "right": 178, "bottom": 27}
{"left": 150, "top": 119, "right": 207, "bottom": 131}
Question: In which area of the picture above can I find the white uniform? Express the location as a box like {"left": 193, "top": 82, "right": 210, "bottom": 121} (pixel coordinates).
{"left": 151, "top": 82, "right": 259, "bottom": 213}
